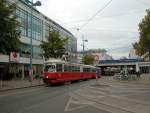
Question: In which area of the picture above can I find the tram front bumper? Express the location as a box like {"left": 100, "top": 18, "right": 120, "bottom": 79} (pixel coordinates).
{"left": 43, "top": 78, "right": 57, "bottom": 84}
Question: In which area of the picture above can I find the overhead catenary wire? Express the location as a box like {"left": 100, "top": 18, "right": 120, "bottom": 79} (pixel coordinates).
{"left": 80, "top": 28, "right": 139, "bottom": 33}
{"left": 79, "top": 0, "right": 113, "bottom": 30}
{"left": 63, "top": 9, "right": 145, "bottom": 25}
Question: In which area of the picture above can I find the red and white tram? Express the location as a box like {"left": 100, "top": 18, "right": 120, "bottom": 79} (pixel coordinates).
{"left": 42, "top": 59, "right": 101, "bottom": 85}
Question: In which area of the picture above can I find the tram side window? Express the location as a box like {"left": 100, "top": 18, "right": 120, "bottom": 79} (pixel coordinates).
{"left": 64, "top": 65, "right": 80, "bottom": 72}
{"left": 56, "top": 64, "right": 62, "bottom": 72}
{"left": 92, "top": 69, "right": 97, "bottom": 73}
{"left": 71, "top": 66, "right": 74, "bottom": 72}
{"left": 64, "top": 65, "right": 69, "bottom": 72}
{"left": 71, "top": 66, "right": 76, "bottom": 72}
{"left": 88, "top": 68, "right": 91, "bottom": 72}
{"left": 64, "top": 65, "right": 67, "bottom": 72}
{"left": 68, "top": 65, "right": 72, "bottom": 72}
{"left": 83, "top": 68, "right": 86, "bottom": 72}
{"left": 74, "top": 66, "right": 80, "bottom": 72}
{"left": 83, "top": 68, "right": 91, "bottom": 72}
{"left": 70, "top": 66, "right": 80, "bottom": 72}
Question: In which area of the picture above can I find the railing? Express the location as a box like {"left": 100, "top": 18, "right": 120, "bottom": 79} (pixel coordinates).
{"left": 113, "top": 74, "right": 138, "bottom": 81}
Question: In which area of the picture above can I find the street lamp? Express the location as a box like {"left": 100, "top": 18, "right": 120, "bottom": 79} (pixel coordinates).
{"left": 25, "top": 0, "right": 41, "bottom": 81}
{"left": 25, "top": 0, "right": 41, "bottom": 6}
{"left": 76, "top": 28, "right": 88, "bottom": 54}
{"left": 76, "top": 28, "right": 88, "bottom": 63}
{"left": 82, "top": 34, "right": 88, "bottom": 64}
{"left": 82, "top": 34, "right": 88, "bottom": 55}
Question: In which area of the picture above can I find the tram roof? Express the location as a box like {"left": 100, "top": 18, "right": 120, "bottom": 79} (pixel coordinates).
{"left": 45, "top": 59, "right": 98, "bottom": 68}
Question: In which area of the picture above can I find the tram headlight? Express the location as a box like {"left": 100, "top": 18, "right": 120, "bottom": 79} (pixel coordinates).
{"left": 46, "top": 76, "right": 48, "bottom": 78}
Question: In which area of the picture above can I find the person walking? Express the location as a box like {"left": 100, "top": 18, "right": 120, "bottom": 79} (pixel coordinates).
{"left": 136, "top": 71, "right": 141, "bottom": 79}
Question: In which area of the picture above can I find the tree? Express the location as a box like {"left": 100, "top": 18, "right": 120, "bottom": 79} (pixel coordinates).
{"left": 0, "top": 0, "right": 20, "bottom": 54}
{"left": 133, "top": 42, "right": 144, "bottom": 56}
{"left": 40, "top": 29, "right": 68, "bottom": 59}
{"left": 133, "top": 9, "right": 150, "bottom": 58}
{"left": 83, "top": 55, "right": 95, "bottom": 65}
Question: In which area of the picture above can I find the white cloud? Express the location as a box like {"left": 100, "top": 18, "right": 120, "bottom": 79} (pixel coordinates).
{"left": 36, "top": 0, "right": 149, "bottom": 58}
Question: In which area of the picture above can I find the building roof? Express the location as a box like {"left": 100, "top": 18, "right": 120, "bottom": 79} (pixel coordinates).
{"left": 99, "top": 59, "right": 143, "bottom": 64}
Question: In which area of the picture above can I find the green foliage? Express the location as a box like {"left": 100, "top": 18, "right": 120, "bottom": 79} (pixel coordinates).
{"left": 40, "top": 29, "right": 68, "bottom": 59}
{"left": 133, "top": 42, "right": 144, "bottom": 56}
{"left": 133, "top": 9, "right": 150, "bottom": 58}
{"left": 0, "top": 0, "right": 20, "bottom": 54}
{"left": 83, "top": 55, "right": 95, "bottom": 65}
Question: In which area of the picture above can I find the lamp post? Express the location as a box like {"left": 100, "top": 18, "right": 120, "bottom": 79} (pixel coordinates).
{"left": 25, "top": 0, "right": 41, "bottom": 81}
{"left": 82, "top": 34, "right": 88, "bottom": 64}
{"left": 76, "top": 28, "right": 88, "bottom": 63}
{"left": 82, "top": 34, "right": 88, "bottom": 55}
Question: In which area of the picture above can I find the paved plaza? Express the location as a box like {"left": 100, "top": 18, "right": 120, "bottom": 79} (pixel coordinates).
{"left": 0, "top": 78, "right": 43, "bottom": 91}
{"left": 0, "top": 74, "right": 150, "bottom": 113}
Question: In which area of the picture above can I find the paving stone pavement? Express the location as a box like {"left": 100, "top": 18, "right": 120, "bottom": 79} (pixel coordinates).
{"left": 0, "top": 78, "right": 44, "bottom": 91}
{"left": 65, "top": 74, "right": 150, "bottom": 113}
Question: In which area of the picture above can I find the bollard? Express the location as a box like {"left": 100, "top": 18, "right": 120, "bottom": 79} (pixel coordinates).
{"left": 0, "top": 73, "right": 3, "bottom": 88}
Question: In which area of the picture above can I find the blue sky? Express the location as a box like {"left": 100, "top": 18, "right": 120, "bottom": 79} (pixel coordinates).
{"left": 36, "top": 0, "right": 150, "bottom": 59}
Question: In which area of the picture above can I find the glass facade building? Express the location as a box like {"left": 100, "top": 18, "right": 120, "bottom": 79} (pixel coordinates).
{"left": 28, "top": 14, "right": 43, "bottom": 41}
{"left": 14, "top": 0, "right": 77, "bottom": 61}
{"left": 16, "top": 8, "right": 28, "bottom": 36}
{"left": 16, "top": 7, "right": 43, "bottom": 41}
{"left": 0, "top": 0, "right": 77, "bottom": 79}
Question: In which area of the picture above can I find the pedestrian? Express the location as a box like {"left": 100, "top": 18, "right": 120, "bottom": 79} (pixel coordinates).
{"left": 136, "top": 71, "right": 141, "bottom": 79}
{"left": 96, "top": 69, "right": 101, "bottom": 78}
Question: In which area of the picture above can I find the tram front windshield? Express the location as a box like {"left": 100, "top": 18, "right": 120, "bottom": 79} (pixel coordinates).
{"left": 44, "top": 65, "right": 56, "bottom": 72}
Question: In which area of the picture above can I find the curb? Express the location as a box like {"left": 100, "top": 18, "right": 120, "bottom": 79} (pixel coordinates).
{"left": 0, "top": 84, "right": 45, "bottom": 92}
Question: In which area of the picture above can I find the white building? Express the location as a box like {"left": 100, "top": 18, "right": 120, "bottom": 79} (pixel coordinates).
{"left": 77, "top": 49, "right": 112, "bottom": 64}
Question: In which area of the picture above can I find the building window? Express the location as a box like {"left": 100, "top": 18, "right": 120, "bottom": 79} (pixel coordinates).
{"left": 20, "top": 43, "right": 30, "bottom": 58}
{"left": 16, "top": 7, "right": 43, "bottom": 41}
{"left": 33, "top": 46, "right": 43, "bottom": 59}
{"left": 16, "top": 8, "right": 28, "bottom": 36}
{"left": 20, "top": 43, "right": 42, "bottom": 59}
{"left": 45, "top": 23, "right": 50, "bottom": 39}
{"left": 28, "top": 14, "right": 43, "bottom": 41}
